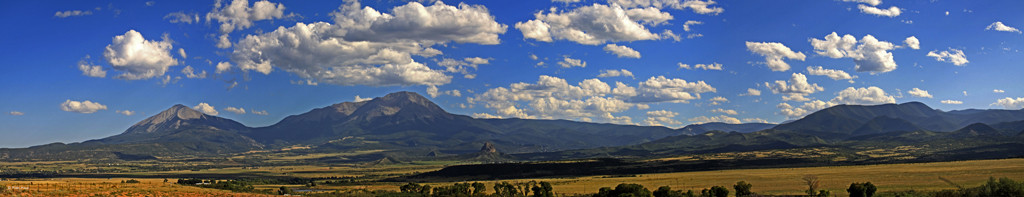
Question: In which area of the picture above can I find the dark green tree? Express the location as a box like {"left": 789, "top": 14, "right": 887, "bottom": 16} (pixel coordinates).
{"left": 433, "top": 183, "right": 473, "bottom": 196}
{"left": 493, "top": 182, "right": 519, "bottom": 197}
{"left": 816, "top": 190, "right": 830, "bottom": 197}
{"left": 531, "top": 181, "right": 553, "bottom": 197}
{"left": 709, "top": 186, "right": 729, "bottom": 197}
{"left": 596, "top": 187, "right": 614, "bottom": 197}
{"left": 472, "top": 182, "right": 486, "bottom": 195}
{"left": 865, "top": 182, "right": 876, "bottom": 197}
{"left": 517, "top": 181, "right": 537, "bottom": 197}
{"left": 278, "top": 186, "right": 292, "bottom": 195}
{"left": 654, "top": 186, "right": 686, "bottom": 197}
{"left": 594, "top": 183, "right": 652, "bottom": 197}
{"left": 733, "top": 181, "right": 752, "bottom": 197}
{"left": 847, "top": 182, "right": 876, "bottom": 197}
{"left": 401, "top": 182, "right": 422, "bottom": 193}
{"left": 618, "top": 183, "right": 653, "bottom": 197}
{"left": 420, "top": 185, "right": 432, "bottom": 195}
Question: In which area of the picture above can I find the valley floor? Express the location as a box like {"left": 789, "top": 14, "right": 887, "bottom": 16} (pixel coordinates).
{"left": 2, "top": 158, "right": 1023, "bottom": 196}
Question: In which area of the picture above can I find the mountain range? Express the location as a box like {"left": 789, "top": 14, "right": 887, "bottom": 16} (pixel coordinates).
{"left": 2, "top": 92, "right": 1024, "bottom": 162}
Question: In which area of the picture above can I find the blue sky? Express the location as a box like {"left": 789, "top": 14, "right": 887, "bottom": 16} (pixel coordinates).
{"left": 1, "top": 0, "right": 1023, "bottom": 148}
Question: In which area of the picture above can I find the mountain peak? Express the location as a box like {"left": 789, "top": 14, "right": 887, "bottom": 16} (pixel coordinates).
{"left": 117, "top": 104, "right": 245, "bottom": 136}
{"left": 378, "top": 91, "right": 433, "bottom": 105}
{"left": 952, "top": 123, "right": 1001, "bottom": 137}
{"left": 350, "top": 91, "right": 450, "bottom": 120}
{"left": 480, "top": 142, "right": 497, "bottom": 153}
{"left": 156, "top": 104, "right": 204, "bottom": 122}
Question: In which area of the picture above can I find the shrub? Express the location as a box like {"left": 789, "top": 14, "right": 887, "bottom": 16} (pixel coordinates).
{"left": 595, "top": 183, "right": 652, "bottom": 197}
{"left": 733, "top": 181, "right": 752, "bottom": 197}
{"left": 847, "top": 182, "right": 877, "bottom": 197}
{"left": 934, "top": 177, "right": 1024, "bottom": 197}
{"left": 705, "top": 186, "right": 729, "bottom": 197}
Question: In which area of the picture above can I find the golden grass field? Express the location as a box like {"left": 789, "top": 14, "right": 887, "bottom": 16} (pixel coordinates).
{"left": 0, "top": 178, "right": 271, "bottom": 196}
{"left": 3, "top": 158, "right": 1023, "bottom": 196}
{"left": 414, "top": 158, "right": 1024, "bottom": 196}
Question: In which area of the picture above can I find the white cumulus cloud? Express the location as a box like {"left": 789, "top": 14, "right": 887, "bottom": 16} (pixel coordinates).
{"left": 741, "top": 88, "right": 761, "bottom": 96}
{"left": 927, "top": 48, "right": 969, "bottom": 66}
{"left": 330, "top": 1, "right": 507, "bottom": 44}
{"left": 903, "top": 36, "right": 920, "bottom": 50}
{"left": 426, "top": 85, "right": 462, "bottom": 98}
{"left": 629, "top": 76, "right": 716, "bottom": 103}
{"left": 205, "top": 0, "right": 288, "bottom": 34}
{"left": 232, "top": 22, "right": 451, "bottom": 86}
{"left": 688, "top": 115, "right": 740, "bottom": 124}
{"left": 857, "top": 4, "right": 901, "bottom": 17}
{"left": 224, "top": 107, "right": 246, "bottom": 114}
{"left": 436, "top": 57, "right": 491, "bottom": 79}
{"left": 604, "top": 44, "right": 642, "bottom": 58}
{"left": 994, "top": 89, "right": 1005, "bottom": 93}
{"left": 610, "top": 0, "right": 724, "bottom": 15}
{"left": 61, "top": 99, "right": 108, "bottom": 114}
{"left": 353, "top": 95, "right": 372, "bottom": 102}
{"left": 9, "top": 111, "right": 24, "bottom": 116}
{"left": 78, "top": 59, "right": 106, "bottom": 78}
{"left": 181, "top": 66, "right": 208, "bottom": 79}
{"left": 683, "top": 20, "right": 702, "bottom": 31}
{"left": 907, "top": 88, "right": 933, "bottom": 98}
{"left": 710, "top": 108, "right": 738, "bottom": 115}
{"left": 515, "top": 3, "right": 668, "bottom": 45}
{"left": 597, "top": 69, "right": 634, "bottom": 78}
{"left": 643, "top": 110, "right": 682, "bottom": 126}
{"left": 251, "top": 109, "right": 269, "bottom": 115}
{"left": 470, "top": 75, "right": 632, "bottom": 123}
{"left": 216, "top": 34, "right": 232, "bottom": 49}
{"left": 992, "top": 97, "right": 1024, "bottom": 109}
{"left": 810, "top": 32, "right": 900, "bottom": 73}
{"left": 55, "top": 10, "right": 93, "bottom": 18}
{"left": 193, "top": 103, "right": 219, "bottom": 116}
{"left": 215, "top": 61, "right": 232, "bottom": 74}
{"left": 830, "top": 86, "right": 896, "bottom": 105}
{"left": 469, "top": 75, "right": 714, "bottom": 124}
{"left": 116, "top": 110, "right": 135, "bottom": 116}
{"left": 941, "top": 100, "right": 963, "bottom": 105}
{"left": 164, "top": 12, "right": 199, "bottom": 24}
{"left": 745, "top": 42, "right": 806, "bottom": 72}
{"left": 766, "top": 73, "right": 823, "bottom": 102}
{"left": 678, "top": 62, "right": 723, "bottom": 70}
{"left": 778, "top": 100, "right": 834, "bottom": 119}
{"left": 558, "top": 56, "right": 587, "bottom": 68}
{"left": 986, "top": 21, "right": 1022, "bottom": 34}
{"left": 806, "top": 66, "right": 857, "bottom": 81}
{"left": 232, "top": 1, "right": 505, "bottom": 86}
{"left": 103, "top": 30, "right": 179, "bottom": 80}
